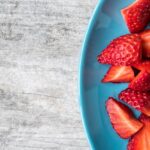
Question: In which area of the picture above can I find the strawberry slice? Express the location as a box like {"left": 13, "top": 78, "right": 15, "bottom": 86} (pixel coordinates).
{"left": 128, "top": 114, "right": 150, "bottom": 150}
{"left": 129, "top": 70, "right": 150, "bottom": 92}
{"left": 133, "top": 61, "right": 150, "bottom": 73}
{"left": 97, "top": 34, "right": 142, "bottom": 66}
{"left": 106, "top": 97, "right": 143, "bottom": 139}
{"left": 119, "top": 88, "right": 150, "bottom": 116}
{"left": 121, "top": 0, "right": 150, "bottom": 33}
{"left": 102, "top": 66, "right": 134, "bottom": 83}
{"left": 140, "top": 29, "right": 150, "bottom": 58}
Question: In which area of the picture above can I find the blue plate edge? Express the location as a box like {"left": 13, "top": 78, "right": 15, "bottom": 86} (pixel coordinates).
{"left": 78, "top": 0, "right": 105, "bottom": 150}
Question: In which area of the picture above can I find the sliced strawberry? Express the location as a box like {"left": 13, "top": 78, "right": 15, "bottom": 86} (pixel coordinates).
{"left": 119, "top": 88, "right": 150, "bottom": 116}
{"left": 129, "top": 70, "right": 150, "bottom": 92}
{"left": 128, "top": 114, "right": 150, "bottom": 150}
{"left": 102, "top": 66, "right": 134, "bottom": 83}
{"left": 97, "top": 34, "right": 142, "bottom": 66}
{"left": 121, "top": 0, "right": 150, "bottom": 33}
{"left": 133, "top": 61, "right": 150, "bottom": 73}
{"left": 106, "top": 97, "right": 143, "bottom": 139}
{"left": 140, "top": 29, "right": 150, "bottom": 58}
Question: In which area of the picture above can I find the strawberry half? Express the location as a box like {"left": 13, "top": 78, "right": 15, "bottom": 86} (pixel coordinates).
{"left": 129, "top": 70, "right": 150, "bottom": 92}
{"left": 97, "top": 34, "right": 142, "bottom": 66}
{"left": 119, "top": 88, "right": 150, "bottom": 116}
{"left": 133, "top": 60, "right": 150, "bottom": 73}
{"left": 102, "top": 66, "right": 134, "bottom": 83}
{"left": 121, "top": 0, "right": 150, "bottom": 33}
{"left": 106, "top": 97, "right": 143, "bottom": 139}
{"left": 128, "top": 114, "right": 150, "bottom": 150}
{"left": 140, "top": 29, "right": 150, "bottom": 58}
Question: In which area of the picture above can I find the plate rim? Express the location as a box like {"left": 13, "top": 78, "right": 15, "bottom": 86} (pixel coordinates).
{"left": 79, "top": 0, "right": 105, "bottom": 149}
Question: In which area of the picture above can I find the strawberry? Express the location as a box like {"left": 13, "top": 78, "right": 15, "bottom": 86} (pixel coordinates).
{"left": 102, "top": 66, "right": 134, "bottom": 83}
{"left": 106, "top": 97, "right": 143, "bottom": 139}
{"left": 119, "top": 88, "right": 150, "bottom": 116}
{"left": 121, "top": 0, "right": 150, "bottom": 33}
{"left": 97, "top": 34, "right": 142, "bottom": 66}
{"left": 129, "top": 70, "right": 150, "bottom": 92}
{"left": 128, "top": 114, "right": 150, "bottom": 150}
{"left": 133, "top": 61, "right": 150, "bottom": 73}
{"left": 140, "top": 29, "right": 150, "bottom": 58}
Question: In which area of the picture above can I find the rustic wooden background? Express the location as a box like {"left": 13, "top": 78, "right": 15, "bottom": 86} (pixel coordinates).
{"left": 0, "top": 0, "right": 97, "bottom": 149}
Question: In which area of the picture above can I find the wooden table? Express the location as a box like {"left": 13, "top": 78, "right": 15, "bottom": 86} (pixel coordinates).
{"left": 0, "top": 0, "right": 97, "bottom": 149}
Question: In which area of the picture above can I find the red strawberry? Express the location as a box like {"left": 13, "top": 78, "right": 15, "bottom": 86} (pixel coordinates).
{"left": 97, "top": 34, "right": 142, "bottom": 66}
{"left": 106, "top": 97, "right": 143, "bottom": 139}
{"left": 119, "top": 88, "right": 150, "bottom": 116}
{"left": 121, "top": 0, "right": 150, "bottom": 33}
{"left": 128, "top": 114, "right": 150, "bottom": 150}
{"left": 129, "top": 70, "right": 150, "bottom": 92}
{"left": 102, "top": 66, "right": 134, "bottom": 83}
{"left": 140, "top": 29, "right": 150, "bottom": 58}
{"left": 133, "top": 61, "right": 150, "bottom": 73}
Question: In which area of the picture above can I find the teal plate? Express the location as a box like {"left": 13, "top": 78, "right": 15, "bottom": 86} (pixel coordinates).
{"left": 79, "top": 0, "right": 140, "bottom": 150}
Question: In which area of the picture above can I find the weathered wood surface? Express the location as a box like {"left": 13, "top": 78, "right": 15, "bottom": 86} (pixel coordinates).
{"left": 0, "top": 0, "right": 97, "bottom": 149}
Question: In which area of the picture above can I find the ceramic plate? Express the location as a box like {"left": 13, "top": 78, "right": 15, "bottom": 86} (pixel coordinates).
{"left": 79, "top": 0, "right": 139, "bottom": 149}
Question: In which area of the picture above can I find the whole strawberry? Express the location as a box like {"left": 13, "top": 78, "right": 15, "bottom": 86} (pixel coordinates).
{"left": 97, "top": 34, "right": 142, "bottom": 66}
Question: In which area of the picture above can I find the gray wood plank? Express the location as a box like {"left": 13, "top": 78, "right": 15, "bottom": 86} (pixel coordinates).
{"left": 0, "top": 0, "right": 97, "bottom": 149}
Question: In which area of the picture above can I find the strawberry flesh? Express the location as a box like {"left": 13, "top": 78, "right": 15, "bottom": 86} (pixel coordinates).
{"left": 128, "top": 114, "right": 150, "bottom": 150}
{"left": 102, "top": 66, "right": 134, "bottom": 83}
{"left": 129, "top": 70, "right": 150, "bottom": 92}
{"left": 140, "top": 29, "right": 150, "bottom": 58}
{"left": 121, "top": 0, "right": 150, "bottom": 33}
{"left": 119, "top": 88, "right": 150, "bottom": 116}
{"left": 133, "top": 60, "right": 150, "bottom": 73}
{"left": 97, "top": 34, "right": 142, "bottom": 66}
{"left": 106, "top": 97, "right": 143, "bottom": 139}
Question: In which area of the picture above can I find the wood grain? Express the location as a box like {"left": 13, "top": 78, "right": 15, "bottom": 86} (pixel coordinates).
{"left": 0, "top": 0, "right": 97, "bottom": 149}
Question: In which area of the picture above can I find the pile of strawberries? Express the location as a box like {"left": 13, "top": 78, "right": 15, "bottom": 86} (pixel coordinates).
{"left": 97, "top": 0, "right": 150, "bottom": 149}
